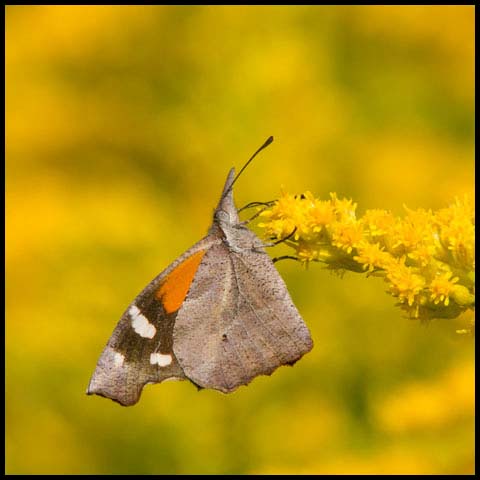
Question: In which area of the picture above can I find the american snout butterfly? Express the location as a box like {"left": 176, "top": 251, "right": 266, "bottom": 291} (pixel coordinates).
{"left": 87, "top": 137, "right": 313, "bottom": 406}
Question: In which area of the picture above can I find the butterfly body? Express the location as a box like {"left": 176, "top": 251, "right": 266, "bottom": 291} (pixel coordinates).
{"left": 87, "top": 168, "right": 313, "bottom": 406}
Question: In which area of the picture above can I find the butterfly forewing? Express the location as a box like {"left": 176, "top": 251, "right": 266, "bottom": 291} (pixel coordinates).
{"left": 87, "top": 236, "right": 219, "bottom": 406}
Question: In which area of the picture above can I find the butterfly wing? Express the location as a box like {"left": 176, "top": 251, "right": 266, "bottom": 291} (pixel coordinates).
{"left": 87, "top": 235, "right": 221, "bottom": 406}
{"left": 173, "top": 240, "right": 313, "bottom": 393}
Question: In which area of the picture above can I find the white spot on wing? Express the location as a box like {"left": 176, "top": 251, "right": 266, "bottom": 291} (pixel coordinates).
{"left": 129, "top": 305, "right": 156, "bottom": 339}
{"left": 150, "top": 352, "right": 172, "bottom": 367}
{"left": 113, "top": 352, "right": 125, "bottom": 367}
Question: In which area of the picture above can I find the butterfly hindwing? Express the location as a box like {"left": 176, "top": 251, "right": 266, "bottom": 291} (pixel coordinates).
{"left": 173, "top": 230, "right": 313, "bottom": 393}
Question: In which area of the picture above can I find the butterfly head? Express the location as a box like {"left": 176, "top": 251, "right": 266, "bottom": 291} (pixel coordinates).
{"left": 213, "top": 168, "right": 240, "bottom": 226}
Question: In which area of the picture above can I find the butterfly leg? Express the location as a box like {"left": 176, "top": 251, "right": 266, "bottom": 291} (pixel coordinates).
{"left": 238, "top": 200, "right": 275, "bottom": 213}
{"left": 262, "top": 227, "right": 297, "bottom": 248}
{"left": 237, "top": 201, "right": 276, "bottom": 227}
{"left": 272, "top": 255, "right": 300, "bottom": 264}
{"left": 249, "top": 227, "right": 297, "bottom": 255}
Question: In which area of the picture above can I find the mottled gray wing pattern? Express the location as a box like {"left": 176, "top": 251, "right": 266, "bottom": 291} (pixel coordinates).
{"left": 173, "top": 242, "right": 313, "bottom": 392}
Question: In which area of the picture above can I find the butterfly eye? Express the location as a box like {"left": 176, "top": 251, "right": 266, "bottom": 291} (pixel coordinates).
{"left": 216, "top": 210, "right": 230, "bottom": 223}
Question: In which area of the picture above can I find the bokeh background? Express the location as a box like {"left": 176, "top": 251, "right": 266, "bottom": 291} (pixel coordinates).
{"left": 5, "top": 5, "right": 474, "bottom": 475}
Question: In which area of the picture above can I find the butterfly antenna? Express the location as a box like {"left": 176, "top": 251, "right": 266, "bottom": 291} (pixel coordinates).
{"left": 222, "top": 136, "right": 274, "bottom": 199}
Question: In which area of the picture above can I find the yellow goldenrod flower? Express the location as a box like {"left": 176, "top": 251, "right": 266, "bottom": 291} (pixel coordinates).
{"left": 257, "top": 192, "right": 475, "bottom": 332}
{"left": 354, "top": 241, "right": 392, "bottom": 273}
{"left": 308, "top": 198, "right": 336, "bottom": 232}
{"left": 391, "top": 208, "right": 434, "bottom": 255}
{"left": 408, "top": 243, "right": 438, "bottom": 268}
{"left": 361, "top": 209, "right": 396, "bottom": 239}
{"left": 386, "top": 261, "right": 426, "bottom": 307}
{"left": 329, "top": 192, "right": 357, "bottom": 221}
{"left": 435, "top": 195, "right": 475, "bottom": 269}
{"left": 330, "top": 220, "right": 364, "bottom": 254}
{"left": 429, "top": 271, "right": 459, "bottom": 306}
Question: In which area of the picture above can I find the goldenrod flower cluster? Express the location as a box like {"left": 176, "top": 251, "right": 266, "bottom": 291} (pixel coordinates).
{"left": 259, "top": 192, "right": 475, "bottom": 328}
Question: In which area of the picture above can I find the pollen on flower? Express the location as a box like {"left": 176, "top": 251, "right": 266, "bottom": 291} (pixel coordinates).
{"left": 361, "top": 209, "right": 396, "bottom": 238}
{"left": 297, "top": 245, "right": 320, "bottom": 263}
{"left": 429, "top": 272, "right": 459, "bottom": 306}
{"left": 408, "top": 244, "right": 438, "bottom": 268}
{"left": 354, "top": 241, "right": 392, "bottom": 272}
{"left": 330, "top": 221, "right": 364, "bottom": 254}
{"left": 308, "top": 199, "right": 335, "bottom": 230}
{"left": 259, "top": 191, "right": 312, "bottom": 240}
{"left": 441, "top": 219, "right": 474, "bottom": 268}
{"left": 330, "top": 192, "right": 357, "bottom": 221}
{"left": 386, "top": 262, "right": 426, "bottom": 307}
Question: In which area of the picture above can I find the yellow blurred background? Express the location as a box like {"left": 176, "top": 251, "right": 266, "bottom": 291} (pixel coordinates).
{"left": 5, "top": 5, "right": 474, "bottom": 474}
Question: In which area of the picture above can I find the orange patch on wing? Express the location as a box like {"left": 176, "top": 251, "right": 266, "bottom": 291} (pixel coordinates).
{"left": 156, "top": 250, "right": 206, "bottom": 313}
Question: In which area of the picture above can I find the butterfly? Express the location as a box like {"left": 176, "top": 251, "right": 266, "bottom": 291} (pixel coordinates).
{"left": 87, "top": 137, "right": 313, "bottom": 406}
